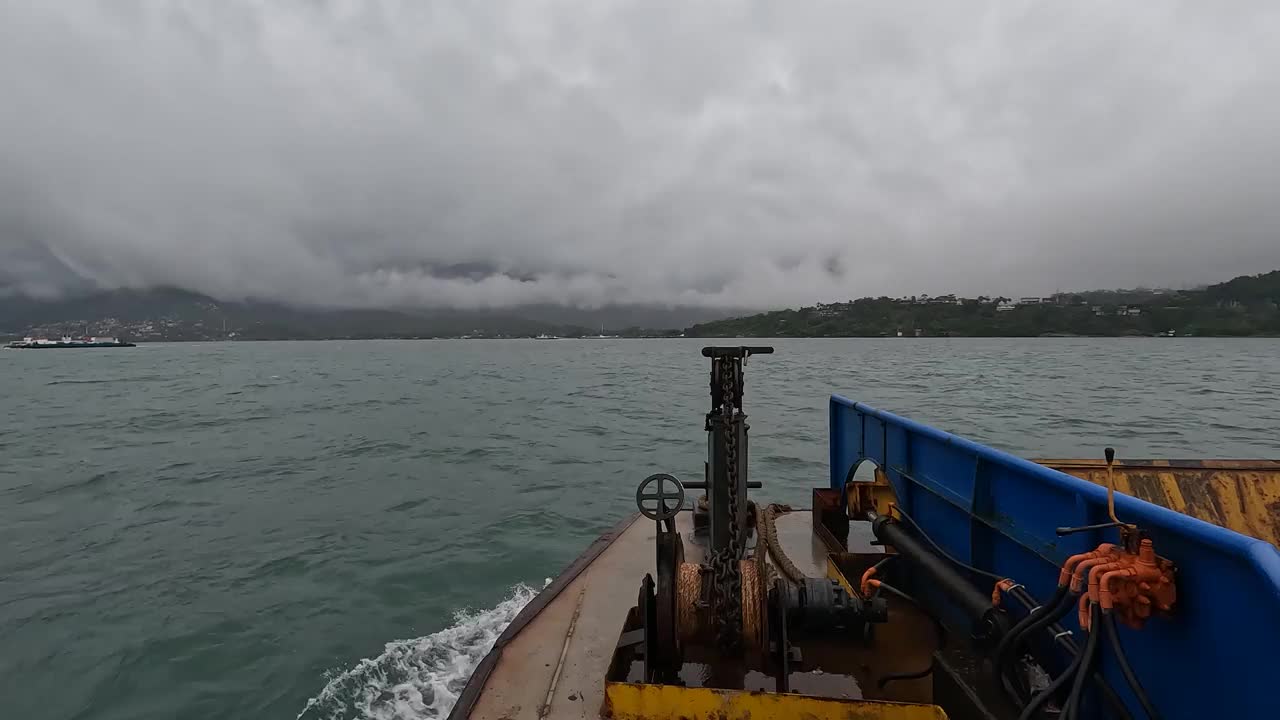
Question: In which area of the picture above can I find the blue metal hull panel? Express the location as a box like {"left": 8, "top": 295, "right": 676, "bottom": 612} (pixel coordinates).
{"left": 829, "top": 396, "right": 1280, "bottom": 719}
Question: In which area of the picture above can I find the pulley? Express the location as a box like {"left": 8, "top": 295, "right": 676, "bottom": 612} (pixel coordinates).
{"left": 773, "top": 577, "right": 888, "bottom": 638}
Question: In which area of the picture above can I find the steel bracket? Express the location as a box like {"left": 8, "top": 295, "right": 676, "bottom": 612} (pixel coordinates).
{"left": 846, "top": 467, "right": 899, "bottom": 519}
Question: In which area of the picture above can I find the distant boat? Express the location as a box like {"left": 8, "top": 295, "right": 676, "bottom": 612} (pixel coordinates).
{"left": 588, "top": 323, "right": 619, "bottom": 339}
{"left": 533, "top": 333, "right": 560, "bottom": 340}
{"left": 6, "top": 336, "right": 136, "bottom": 349}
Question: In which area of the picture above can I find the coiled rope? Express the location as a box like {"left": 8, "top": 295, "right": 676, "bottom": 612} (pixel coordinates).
{"left": 694, "top": 495, "right": 810, "bottom": 585}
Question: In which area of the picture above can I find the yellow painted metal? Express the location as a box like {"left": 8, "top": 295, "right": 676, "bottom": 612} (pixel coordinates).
{"left": 828, "top": 555, "right": 859, "bottom": 599}
{"left": 846, "top": 467, "right": 901, "bottom": 518}
{"left": 603, "top": 682, "right": 947, "bottom": 720}
{"left": 1038, "top": 459, "right": 1280, "bottom": 547}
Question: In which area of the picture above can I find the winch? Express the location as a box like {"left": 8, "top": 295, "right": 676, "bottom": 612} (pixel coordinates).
{"left": 617, "top": 347, "right": 890, "bottom": 692}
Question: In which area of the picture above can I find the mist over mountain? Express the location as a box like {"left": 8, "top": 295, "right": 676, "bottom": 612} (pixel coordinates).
{"left": 0, "top": 287, "right": 740, "bottom": 340}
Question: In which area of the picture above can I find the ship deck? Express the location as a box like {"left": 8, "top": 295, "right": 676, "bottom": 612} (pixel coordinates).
{"left": 452, "top": 509, "right": 838, "bottom": 720}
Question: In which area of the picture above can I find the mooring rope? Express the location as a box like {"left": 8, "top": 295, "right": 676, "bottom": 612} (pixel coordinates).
{"left": 757, "top": 502, "right": 808, "bottom": 584}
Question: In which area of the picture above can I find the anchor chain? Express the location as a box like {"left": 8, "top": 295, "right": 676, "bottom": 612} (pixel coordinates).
{"left": 711, "top": 359, "right": 744, "bottom": 653}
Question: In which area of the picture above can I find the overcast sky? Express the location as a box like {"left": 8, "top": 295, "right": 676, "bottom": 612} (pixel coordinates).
{"left": 3, "top": 1, "right": 1279, "bottom": 309}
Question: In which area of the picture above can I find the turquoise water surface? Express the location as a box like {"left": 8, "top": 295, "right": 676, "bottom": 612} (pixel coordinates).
{"left": 3, "top": 338, "right": 1277, "bottom": 719}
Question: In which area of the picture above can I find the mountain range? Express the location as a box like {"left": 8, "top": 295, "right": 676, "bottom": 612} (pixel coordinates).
{"left": 0, "top": 287, "right": 745, "bottom": 340}
{"left": 7, "top": 269, "right": 1278, "bottom": 341}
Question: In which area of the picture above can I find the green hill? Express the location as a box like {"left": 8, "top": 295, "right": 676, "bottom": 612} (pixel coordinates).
{"left": 686, "top": 271, "right": 1280, "bottom": 338}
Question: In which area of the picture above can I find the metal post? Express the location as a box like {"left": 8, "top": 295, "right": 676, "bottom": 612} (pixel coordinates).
{"left": 701, "top": 347, "right": 772, "bottom": 556}
{"left": 706, "top": 357, "right": 749, "bottom": 556}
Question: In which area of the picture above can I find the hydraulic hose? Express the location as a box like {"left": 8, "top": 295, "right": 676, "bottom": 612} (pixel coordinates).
{"left": 997, "top": 588, "right": 1078, "bottom": 703}
{"left": 993, "top": 585, "right": 1070, "bottom": 701}
{"left": 1007, "top": 587, "right": 1133, "bottom": 720}
{"left": 874, "top": 508, "right": 1124, "bottom": 716}
{"left": 1017, "top": 625, "right": 1088, "bottom": 720}
{"left": 883, "top": 508, "right": 1130, "bottom": 719}
{"left": 892, "top": 505, "right": 1006, "bottom": 583}
{"left": 1062, "top": 603, "right": 1101, "bottom": 720}
{"left": 877, "top": 505, "right": 1135, "bottom": 719}
{"left": 867, "top": 511, "right": 1004, "bottom": 636}
{"left": 871, "top": 580, "right": 947, "bottom": 689}
{"left": 1103, "top": 610, "right": 1162, "bottom": 720}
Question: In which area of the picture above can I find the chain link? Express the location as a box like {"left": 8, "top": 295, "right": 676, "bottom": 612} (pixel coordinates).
{"left": 711, "top": 359, "right": 744, "bottom": 653}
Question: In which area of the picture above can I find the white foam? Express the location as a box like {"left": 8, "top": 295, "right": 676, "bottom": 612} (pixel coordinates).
{"left": 297, "top": 581, "right": 547, "bottom": 720}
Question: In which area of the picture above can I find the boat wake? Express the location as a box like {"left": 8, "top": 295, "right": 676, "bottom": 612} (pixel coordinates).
{"left": 296, "top": 582, "right": 545, "bottom": 720}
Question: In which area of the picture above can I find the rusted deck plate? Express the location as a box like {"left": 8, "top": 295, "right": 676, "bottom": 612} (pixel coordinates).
{"left": 1038, "top": 458, "right": 1280, "bottom": 547}
{"left": 454, "top": 510, "right": 827, "bottom": 719}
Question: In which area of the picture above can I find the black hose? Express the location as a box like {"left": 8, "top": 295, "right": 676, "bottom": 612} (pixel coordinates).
{"left": 1007, "top": 588, "right": 1133, "bottom": 720}
{"left": 993, "top": 586, "right": 1068, "bottom": 681}
{"left": 876, "top": 507, "right": 1133, "bottom": 718}
{"left": 1103, "top": 610, "right": 1162, "bottom": 720}
{"left": 878, "top": 663, "right": 935, "bottom": 687}
{"left": 1003, "top": 591, "right": 1075, "bottom": 686}
{"left": 885, "top": 506, "right": 1098, "bottom": 709}
{"left": 885, "top": 506, "right": 1126, "bottom": 716}
{"left": 995, "top": 588, "right": 1077, "bottom": 703}
{"left": 1062, "top": 603, "right": 1101, "bottom": 720}
{"left": 872, "top": 581, "right": 947, "bottom": 689}
{"left": 1017, "top": 624, "right": 1087, "bottom": 720}
{"left": 869, "top": 512, "right": 1001, "bottom": 633}
{"left": 1001, "top": 587, "right": 1058, "bottom": 703}
{"left": 892, "top": 504, "right": 1006, "bottom": 582}
{"left": 867, "top": 554, "right": 896, "bottom": 578}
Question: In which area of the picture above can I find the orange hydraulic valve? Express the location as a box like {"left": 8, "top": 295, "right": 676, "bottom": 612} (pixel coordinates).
{"left": 1099, "top": 539, "right": 1176, "bottom": 629}
{"left": 1057, "top": 540, "right": 1175, "bottom": 630}
{"left": 1060, "top": 544, "right": 1115, "bottom": 587}
{"left": 1068, "top": 544, "right": 1121, "bottom": 592}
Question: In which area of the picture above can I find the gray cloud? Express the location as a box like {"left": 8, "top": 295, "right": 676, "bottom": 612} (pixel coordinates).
{"left": 3, "top": 1, "right": 1280, "bottom": 309}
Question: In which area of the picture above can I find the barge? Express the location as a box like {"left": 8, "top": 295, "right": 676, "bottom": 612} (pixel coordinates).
{"left": 450, "top": 347, "right": 1280, "bottom": 720}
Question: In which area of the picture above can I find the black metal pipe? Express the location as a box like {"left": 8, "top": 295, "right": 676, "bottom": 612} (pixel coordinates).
{"left": 868, "top": 511, "right": 1004, "bottom": 638}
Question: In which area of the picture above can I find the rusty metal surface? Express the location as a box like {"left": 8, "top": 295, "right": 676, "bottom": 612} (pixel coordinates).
{"left": 1038, "top": 458, "right": 1280, "bottom": 547}
{"left": 738, "top": 560, "right": 763, "bottom": 653}
{"left": 675, "top": 562, "right": 703, "bottom": 643}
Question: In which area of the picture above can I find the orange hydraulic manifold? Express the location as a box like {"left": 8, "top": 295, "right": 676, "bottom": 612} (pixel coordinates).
{"left": 1098, "top": 539, "right": 1176, "bottom": 629}
{"left": 1062, "top": 539, "right": 1175, "bottom": 630}
{"left": 1066, "top": 543, "right": 1121, "bottom": 592}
